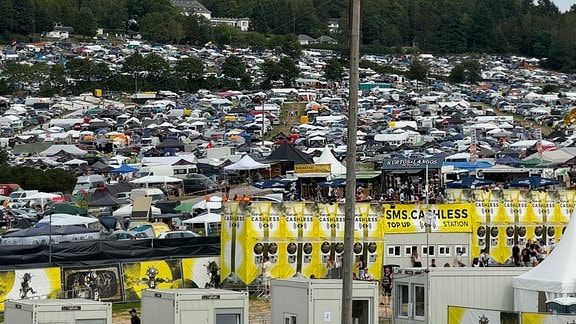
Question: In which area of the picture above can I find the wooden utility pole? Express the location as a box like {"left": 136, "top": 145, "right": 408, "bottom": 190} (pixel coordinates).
{"left": 342, "top": 0, "right": 361, "bottom": 322}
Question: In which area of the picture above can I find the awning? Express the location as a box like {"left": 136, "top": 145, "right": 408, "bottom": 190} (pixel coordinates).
{"left": 335, "top": 172, "right": 381, "bottom": 180}
{"left": 295, "top": 173, "right": 330, "bottom": 178}
{"left": 388, "top": 169, "right": 423, "bottom": 175}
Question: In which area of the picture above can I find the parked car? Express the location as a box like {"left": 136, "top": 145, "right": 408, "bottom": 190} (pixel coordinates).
{"left": 158, "top": 230, "right": 200, "bottom": 239}
{"left": 107, "top": 231, "right": 149, "bottom": 240}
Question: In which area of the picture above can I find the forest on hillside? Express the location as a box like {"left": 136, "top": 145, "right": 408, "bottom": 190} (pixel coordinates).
{"left": 1, "top": 0, "right": 576, "bottom": 71}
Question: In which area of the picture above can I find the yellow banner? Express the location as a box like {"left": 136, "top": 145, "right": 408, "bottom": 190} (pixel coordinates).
{"left": 522, "top": 312, "right": 576, "bottom": 324}
{"left": 448, "top": 305, "right": 518, "bottom": 324}
{"left": 382, "top": 203, "right": 473, "bottom": 233}
{"left": 294, "top": 163, "right": 331, "bottom": 173}
{"left": 0, "top": 268, "right": 61, "bottom": 311}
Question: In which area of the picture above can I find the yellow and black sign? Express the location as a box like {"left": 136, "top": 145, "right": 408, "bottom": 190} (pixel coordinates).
{"left": 294, "top": 164, "right": 331, "bottom": 174}
{"left": 381, "top": 203, "right": 473, "bottom": 233}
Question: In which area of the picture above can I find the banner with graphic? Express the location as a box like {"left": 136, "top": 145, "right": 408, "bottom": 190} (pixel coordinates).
{"left": 221, "top": 202, "right": 386, "bottom": 286}
{"left": 381, "top": 203, "right": 473, "bottom": 233}
{"left": 447, "top": 189, "right": 576, "bottom": 225}
{"left": 448, "top": 306, "right": 519, "bottom": 324}
{"left": 0, "top": 268, "right": 61, "bottom": 311}
{"left": 181, "top": 257, "right": 220, "bottom": 289}
{"left": 62, "top": 265, "right": 122, "bottom": 302}
{"left": 122, "top": 260, "right": 183, "bottom": 301}
{"left": 522, "top": 312, "right": 576, "bottom": 324}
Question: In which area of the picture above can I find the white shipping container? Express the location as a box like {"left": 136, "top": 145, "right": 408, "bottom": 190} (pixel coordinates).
{"left": 392, "top": 267, "right": 528, "bottom": 324}
{"left": 4, "top": 299, "right": 112, "bottom": 324}
{"left": 271, "top": 279, "right": 379, "bottom": 324}
{"left": 141, "top": 289, "right": 249, "bottom": 324}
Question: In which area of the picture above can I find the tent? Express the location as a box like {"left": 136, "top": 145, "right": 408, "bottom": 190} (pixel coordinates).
{"left": 513, "top": 213, "right": 576, "bottom": 312}
{"left": 112, "top": 204, "right": 161, "bottom": 218}
{"left": 224, "top": 155, "right": 270, "bottom": 171}
{"left": 130, "top": 175, "right": 183, "bottom": 185}
{"left": 193, "top": 196, "right": 222, "bottom": 211}
{"left": 36, "top": 214, "right": 99, "bottom": 227}
{"left": 183, "top": 212, "right": 221, "bottom": 236}
{"left": 250, "top": 179, "right": 290, "bottom": 189}
{"left": 44, "top": 203, "right": 88, "bottom": 216}
{"left": 89, "top": 194, "right": 128, "bottom": 207}
{"left": 508, "top": 176, "right": 561, "bottom": 188}
{"left": 109, "top": 164, "right": 139, "bottom": 174}
{"left": 0, "top": 225, "right": 100, "bottom": 245}
{"left": 446, "top": 177, "right": 495, "bottom": 189}
{"left": 315, "top": 147, "right": 346, "bottom": 176}
{"left": 265, "top": 143, "right": 313, "bottom": 164}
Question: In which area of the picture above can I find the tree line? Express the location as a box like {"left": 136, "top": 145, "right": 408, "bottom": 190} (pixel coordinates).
{"left": 1, "top": 0, "right": 576, "bottom": 71}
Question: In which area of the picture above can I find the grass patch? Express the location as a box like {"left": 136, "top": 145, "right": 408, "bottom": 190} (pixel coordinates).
{"left": 112, "top": 301, "right": 141, "bottom": 315}
{"left": 265, "top": 102, "right": 306, "bottom": 140}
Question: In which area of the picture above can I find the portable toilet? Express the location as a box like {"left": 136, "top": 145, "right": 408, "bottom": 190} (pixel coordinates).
{"left": 142, "top": 289, "right": 249, "bottom": 324}
{"left": 271, "top": 279, "right": 379, "bottom": 324}
{"left": 4, "top": 299, "right": 112, "bottom": 324}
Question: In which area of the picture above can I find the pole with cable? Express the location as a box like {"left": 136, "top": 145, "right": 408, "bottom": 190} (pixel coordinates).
{"left": 342, "top": 0, "right": 361, "bottom": 321}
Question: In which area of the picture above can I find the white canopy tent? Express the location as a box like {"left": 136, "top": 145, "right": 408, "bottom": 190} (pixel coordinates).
{"left": 182, "top": 212, "right": 221, "bottom": 236}
{"left": 130, "top": 175, "right": 183, "bottom": 188}
{"left": 513, "top": 213, "right": 576, "bottom": 312}
{"left": 314, "top": 146, "right": 346, "bottom": 176}
{"left": 224, "top": 155, "right": 270, "bottom": 171}
{"left": 112, "top": 204, "right": 162, "bottom": 218}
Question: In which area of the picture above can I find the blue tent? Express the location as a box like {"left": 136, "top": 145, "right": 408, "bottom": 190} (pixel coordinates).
{"left": 446, "top": 177, "right": 494, "bottom": 189}
{"left": 109, "top": 164, "right": 139, "bottom": 174}
{"left": 443, "top": 161, "right": 493, "bottom": 170}
{"left": 251, "top": 179, "right": 290, "bottom": 189}
{"left": 509, "top": 176, "right": 561, "bottom": 188}
{"left": 495, "top": 157, "right": 523, "bottom": 165}
{"left": 318, "top": 179, "right": 364, "bottom": 188}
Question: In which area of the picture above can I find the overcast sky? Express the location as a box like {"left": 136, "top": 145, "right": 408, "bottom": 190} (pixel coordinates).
{"left": 554, "top": 0, "right": 574, "bottom": 12}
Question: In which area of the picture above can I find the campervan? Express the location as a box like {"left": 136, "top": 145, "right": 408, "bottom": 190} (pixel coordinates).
{"left": 73, "top": 175, "right": 106, "bottom": 195}
{"left": 136, "top": 165, "right": 174, "bottom": 178}
{"left": 9, "top": 190, "right": 39, "bottom": 202}
{"left": 130, "top": 188, "right": 167, "bottom": 204}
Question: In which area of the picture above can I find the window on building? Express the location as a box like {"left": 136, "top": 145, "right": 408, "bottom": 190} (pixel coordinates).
{"left": 414, "top": 285, "right": 425, "bottom": 318}
{"left": 404, "top": 245, "right": 418, "bottom": 257}
{"left": 387, "top": 245, "right": 401, "bottom": 257}
{"left": 399, "top": 284, "right": 409, "bottom": 317}
{"left": 421, "top": 245, "right": 435, "bottom": 256}
{"left": 438, "top": 245, "right": 452, "bottom": 257}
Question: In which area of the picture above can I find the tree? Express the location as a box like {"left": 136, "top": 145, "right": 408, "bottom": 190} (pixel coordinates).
{"left": 74, "top": 7, "right": 98, "bottom": 39}
{"left": 221, "top": 55, "right": 246, "bottom": 80}
{"left": 324, "top": 59, "right": 344, "bottom": 82}
{"left": 405, "top": 61, "right": 429, "bottom": 82}
{"left": 449, "top": 64, "right": 466, "bottom": 83}
{"left": 462, "top": 60, "right": 481, "bottom": 84}
{"left": 174, "top": 57, "right": 205, "bottom": 81}
{"left": 278, "top": 57, "right": 300, "bottom": 87}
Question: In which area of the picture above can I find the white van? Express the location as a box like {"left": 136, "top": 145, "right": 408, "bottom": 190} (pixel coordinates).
{"left": 9, "top": 190, "right": 39, "bottom": 202}
{"left": 130, "top": 188, "right": 167, "bottom": 204}
{"left": 73, "top": 175, "right": 106, "bottom": 195}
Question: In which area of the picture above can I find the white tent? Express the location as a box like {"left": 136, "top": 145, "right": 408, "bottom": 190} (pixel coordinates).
{"left": 183, "top": 212, "right": 221, "bottom": 236}
{"left": 112, "top": 204, "right": 161, "bottom": 217}
{"left": 40, "top": 145, "right": 87, "bottom": 156}
{"left": 36, "top": 214, "right": 99, "bottom": 227}
{"left": 224, "top": 155, "right": 270, "bottom": 171}
{"left": 513, "top": 213, "right": 576, "bottom": 312}
{"left": 130, "top": 175, "right": 183, "bottom": 185}
{"left": 314, "top": 146, "right": 346, "bottom": 176}
{"left": 193, "top": 196, "right": 222, "bottom": 211}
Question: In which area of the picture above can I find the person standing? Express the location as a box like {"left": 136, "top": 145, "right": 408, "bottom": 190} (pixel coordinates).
{"left": 261, "top": 256, "right": 273, "bottom": 297}
{"left": 380, "top": 266, "right": 393, "bottom": 307}
{"left": 521, "top": 243, "right": 532, "bottom": 267}
{"left": 129, "top": 309, "right": 141, "bottom": 324}
{"left": 453, "top": 249, "right": 465, "bottom": 267}
{"left": 512, "top": 241, "right": 521, "bottom": 266}
{"left": 411, "top": 250, "right": 422, "bottom": 267}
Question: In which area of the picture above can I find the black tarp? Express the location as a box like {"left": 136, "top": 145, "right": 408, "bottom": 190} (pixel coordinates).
{"left": 0, "top": 236, "right": 220, "bottom": 269}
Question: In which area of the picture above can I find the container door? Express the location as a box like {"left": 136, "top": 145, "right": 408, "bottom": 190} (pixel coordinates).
{"left": 75, "top": 320, "right": 107, "bottom": 324}
{"left": 313, "top": 299, "right": 340, "bottom": 323}
{"left": 352, "top": 300, "right": 369, "bottom": 324}
{"left": 180, "top": 310, "right": 208, "bottom": 324}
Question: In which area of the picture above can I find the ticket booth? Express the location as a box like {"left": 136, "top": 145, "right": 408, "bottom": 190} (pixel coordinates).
{"left": 142, "top": 289, "right": 249, "bottom": 324}
{"left": 271, "top": 279, "right": 379, "bottom": 324}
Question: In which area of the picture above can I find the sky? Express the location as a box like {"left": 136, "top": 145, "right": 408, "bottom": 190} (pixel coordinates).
{"left": 553, "top": 0, "right": 574, "bottom": 12}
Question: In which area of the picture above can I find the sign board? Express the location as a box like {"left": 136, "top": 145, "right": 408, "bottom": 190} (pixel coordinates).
{"left": 382, "top": 158, "right": 444, "bottom": 170}
{"left": 294, "top": 164, "right": 331, "bottom": 174}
